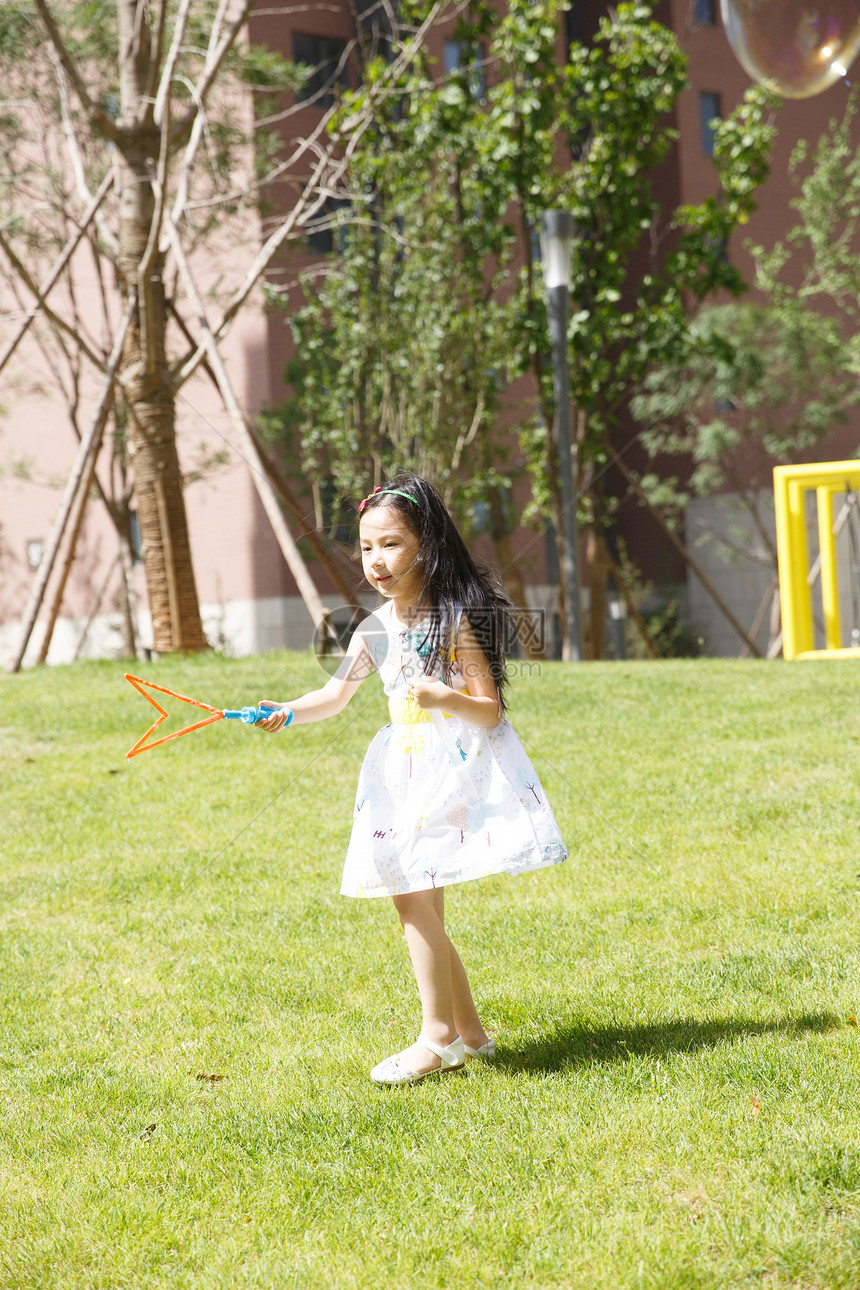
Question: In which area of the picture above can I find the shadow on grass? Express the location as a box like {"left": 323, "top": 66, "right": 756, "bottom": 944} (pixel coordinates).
{"left": 496, "top": 1012, "right": 842, "bottom": 1073}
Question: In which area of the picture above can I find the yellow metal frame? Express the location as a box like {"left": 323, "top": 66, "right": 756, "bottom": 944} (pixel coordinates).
{"left": 773, "top": 461, "right": 860, "bottom": 660}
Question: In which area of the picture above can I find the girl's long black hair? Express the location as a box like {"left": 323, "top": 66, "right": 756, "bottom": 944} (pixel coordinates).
{"left": 360, "top": 472, "right": 516, "bottom": 708}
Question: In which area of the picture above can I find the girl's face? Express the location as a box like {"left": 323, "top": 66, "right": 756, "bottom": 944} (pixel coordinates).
{"left": 359, "top": 505, "right": 422, "bottom": 607}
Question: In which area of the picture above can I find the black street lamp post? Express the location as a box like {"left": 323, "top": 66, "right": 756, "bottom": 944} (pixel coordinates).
{"left": 541, "top": 209, "right": 585, "bottom": 662}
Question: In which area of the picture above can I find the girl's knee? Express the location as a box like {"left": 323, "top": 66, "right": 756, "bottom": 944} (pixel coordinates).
{"left": 392, "top": 888, "right": 439, "bottom": 927}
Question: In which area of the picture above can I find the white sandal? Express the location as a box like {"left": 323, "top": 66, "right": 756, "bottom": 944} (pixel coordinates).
{"left": 463, "top": 1038, "right": 496, "bottom": 1060}
{"left": 370, "top": 1035, "right": 465, "bottom": 1086}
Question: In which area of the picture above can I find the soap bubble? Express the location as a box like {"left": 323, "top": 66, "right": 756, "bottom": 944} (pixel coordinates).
{"left": 720, "top": 0, "right": 860, "bottom": 98}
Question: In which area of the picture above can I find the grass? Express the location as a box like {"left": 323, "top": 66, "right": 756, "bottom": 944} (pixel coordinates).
{"left": 0, "top": 651, "right": 859, "bottom": 1288}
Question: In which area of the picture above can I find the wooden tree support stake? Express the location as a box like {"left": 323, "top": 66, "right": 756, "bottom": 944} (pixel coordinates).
{"left": 7, "top": 307, "right": 132, "bottom": 672}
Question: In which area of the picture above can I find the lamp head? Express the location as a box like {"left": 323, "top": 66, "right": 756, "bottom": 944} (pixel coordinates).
{"left": 540, "top": 210, "right": 575, "bottom": 290}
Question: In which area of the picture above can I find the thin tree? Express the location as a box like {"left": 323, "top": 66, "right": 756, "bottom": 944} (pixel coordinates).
{"left": 0, "top": 0, "right": 451, "bottom": 663}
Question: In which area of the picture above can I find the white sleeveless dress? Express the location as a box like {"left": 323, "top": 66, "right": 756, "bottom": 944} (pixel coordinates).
{"left": 339, "top": 602, "right": 568, "bottom": 898}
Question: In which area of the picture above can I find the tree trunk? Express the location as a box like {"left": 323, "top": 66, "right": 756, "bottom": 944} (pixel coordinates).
{"left": 585, "top": 524, "right": 611, "bottom": 660}
{"left": 486, "top": 484, "right": 545, "bottom": 660}
{"left": 116, "top": 1, "right": 206, "bottom": 655}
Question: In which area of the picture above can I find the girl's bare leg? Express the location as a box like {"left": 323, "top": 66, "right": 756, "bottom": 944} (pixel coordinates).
{"left": 433, "top": 889, "right": 490, "bottom": 1054}
{"left": 390, "top": 888, "right": 489, "bottom": 1073}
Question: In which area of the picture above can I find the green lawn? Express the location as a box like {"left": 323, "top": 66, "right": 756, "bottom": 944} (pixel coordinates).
{"left": 1, "top": 653, "right": 858, "bottom": 1289}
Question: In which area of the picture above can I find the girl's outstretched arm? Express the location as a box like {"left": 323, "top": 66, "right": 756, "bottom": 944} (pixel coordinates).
{"left": 410, "top": 614, "right": 503, "bottom": 729}
{"left": 256, "top": 631, "right": 374, "bottom": 731}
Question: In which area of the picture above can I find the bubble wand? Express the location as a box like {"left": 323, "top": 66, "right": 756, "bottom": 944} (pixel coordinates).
{"left": 124, "top": 673, "right": 290, "bottom": 759}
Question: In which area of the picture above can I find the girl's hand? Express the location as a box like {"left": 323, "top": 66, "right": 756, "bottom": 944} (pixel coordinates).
{"left": 409, "top": 678, "right": 450, "bottom": 711}
{"left": 256, "top": 701, "right": 292, "bottom": 732}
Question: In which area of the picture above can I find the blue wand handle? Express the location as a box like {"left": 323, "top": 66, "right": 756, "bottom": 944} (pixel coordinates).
{"left": 221, "top": 704, "right": 294, "bottom": 726}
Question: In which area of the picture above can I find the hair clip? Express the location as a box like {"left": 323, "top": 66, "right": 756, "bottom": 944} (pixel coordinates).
{"left": 358, "top": 486, "right": 420, "bottom": 514}
{"left": 358, "top": 485, "right": 383, "bottom": 514}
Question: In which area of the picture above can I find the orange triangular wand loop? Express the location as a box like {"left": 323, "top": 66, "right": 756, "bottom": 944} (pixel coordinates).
{"left": 124, "top": 673, "right": 224, "bottom": 759}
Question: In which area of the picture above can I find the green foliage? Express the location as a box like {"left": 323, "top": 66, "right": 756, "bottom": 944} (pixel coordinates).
{"left": 0, "top": 1, "right": 297, "bottom": 248}
{"left": 673, "top": 85, "right": 780, "bottom": 296}
{"left": 274, "top": 1, "right": 777, "bottom": 549}
{"left": 65, "top": 0, "right": 118, "bottom": 77}
{"left": 554, "top": 75, "right": 776, "bottom": 454}
{"left": 613, "top": 539, "right": 702, "bottom": 657}
{"left": 518, "top": 415, "right": 555, "bottom": 525}
{"left": 270, "top": 6, "right": 520, "bottom": 515}
{"left": 181, "top": 444, "right": 231, "bottom": 488}
{"left": 641, "top": 600, "right": 704, "bottom": 658}
{"left": 751, "top": 90, "right": 860, "bottom": 371}
{"left": 0, "top": 2, "right": 37, "bottom": 56}
{"left": 552, "top": 5, "right": 690, "bottom": 446}
{"left": 629, "top": 295, "right": 856, "bottom": 651}
{"left": 494, "top": 7, "right": 775, "bottom": 471}
{"left": 633, "top": 301, "right": 859, "bottom": 501}
{"left": 240, "top": 43, "right": 303, "bottom": 95}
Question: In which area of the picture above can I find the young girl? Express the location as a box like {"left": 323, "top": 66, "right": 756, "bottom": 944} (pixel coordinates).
{"left": 257, "top": 473, "right": 567, "bottom": 1085}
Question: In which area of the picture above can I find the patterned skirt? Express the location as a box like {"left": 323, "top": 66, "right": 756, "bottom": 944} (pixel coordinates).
{"left": 340, "top": 698, "right": 567, "bottom": 898}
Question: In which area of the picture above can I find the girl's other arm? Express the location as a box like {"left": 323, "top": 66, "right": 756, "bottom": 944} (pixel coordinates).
{"left": 410, "top": 615, "right": 503, "bottom": 729}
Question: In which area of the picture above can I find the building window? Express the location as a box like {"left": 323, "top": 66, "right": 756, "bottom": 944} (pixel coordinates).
{"left": 353, "top": 0, "right": 392, "bottom": 51}
{"left": 708, "top": 234, "right": 730, "bottom": 266}
{"left": 444, "top": 39, "right": 486, "bottom": 100}
{"left": 565, "top": 2, "right": 585, "bottom": 48}
{"left": 129, "top": 510, "right": 142, "bottom": 563}
{"left": 306, "top": 196, "right": 350, "bottom": 255}
{"left": 293, "top": 33, "right": 348, "bottom": 109}
{"left": 693, "top": 0, "right": 717, "bottom": 25}
{"left": 699, "top": 91, "right": 721, "bottom": 156}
